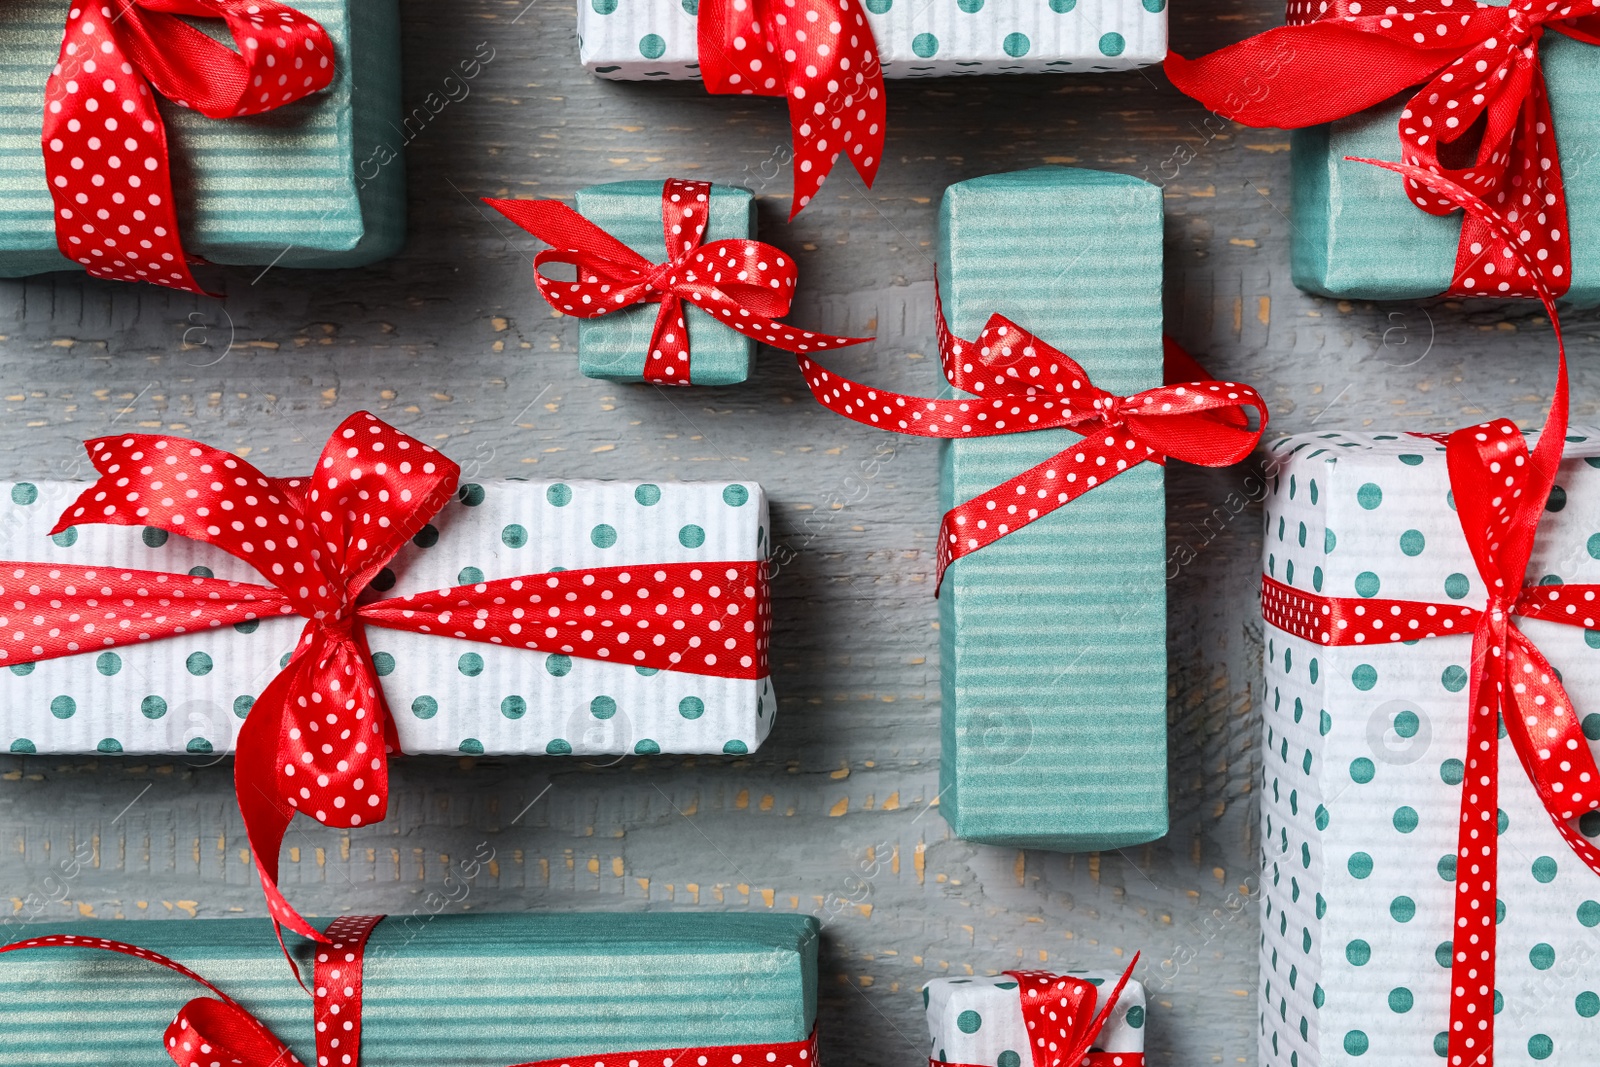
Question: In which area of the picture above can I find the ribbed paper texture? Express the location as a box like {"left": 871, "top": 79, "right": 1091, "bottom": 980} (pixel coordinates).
{"left": 0, "top": 913, "right": 818, "bottom": 1066}
{"left": 935, "top": 167, "right": 1167, "bottom": 851}
{"left": 923, "top": 971, "right": 1147, "bottom": 1064}
{"left": 1259, "top": 429, "right": 1600, "bottom": 1066}
{"left": 573, "top": 180, "right": 757, "bottom": 385}
{"left": 577, "top": 0, "right": 1166, "bottom": 79}
{"left": 0, "top": 477, "right": 775, "bottom": 757}
{"left": 1290, "top": 32, "right": 1600, "bottom": 306}
{"left": 0, "top": 0, "right": 405, "bottom": 276}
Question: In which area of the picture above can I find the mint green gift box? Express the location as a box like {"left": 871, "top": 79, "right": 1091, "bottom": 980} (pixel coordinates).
{"left": 572, "top": 181, "right": 757, "bottom": 386}
{"left": 0, "top": 0, "right": 405, "bottom": 279}
{"left": 1292, "top": 32, "right": 1600, "bottom": 306}
{"left": 0, "top": 912, "right": 818, "bottom": 1065}
{"left": 936, "top": 166, "right": 1169, "bottom": 851}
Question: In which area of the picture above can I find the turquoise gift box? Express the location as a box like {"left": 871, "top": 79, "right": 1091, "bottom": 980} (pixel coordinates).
{"left": 936, "top": 167, "right": 1169, "bottom": 851}
{"left": 1292, "top": 32, "right": 1600, "bottom": 306}
{"left": 571, "top": 180, "right": 757, "bottom": 386}
{"left": 0, "top": 913, "right": 819, "bottom": 1065}
{"left": 0, "top": 0, "right": 406, "bottom": 279}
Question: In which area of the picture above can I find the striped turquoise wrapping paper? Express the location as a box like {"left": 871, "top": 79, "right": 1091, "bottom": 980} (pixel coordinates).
{"left": 936, "top": 166, "right": 1168, "bottom": 851}
{"left": 0, "top": 0, "right": 405, "bottom": 278}
{"left": 0, "top": 912, "right": 819, "bottom": 1066}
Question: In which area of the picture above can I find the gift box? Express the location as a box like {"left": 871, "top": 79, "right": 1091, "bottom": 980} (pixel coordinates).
{"left": 573, "top": 180, "right": 757, "bottom": 385}
{"left": 1257, "top": 427, "right": 1600, "bottom": 1065}
{"left": 0, "top": 0, "right": 406, "bottom": 280}
{"left": 0, "top": 912, "right": 820, "bottom": 1066}
{"left": 0, "top": 474, "right": 775, "bottom": 758}
{"left": 936, "top": 167, "right": 1168, "bottom": 851}
{"left": 923, "top": 970, "right": 1147, "bottom": 1066}
{"left": 577, "top": 0, "right": 1167, "bottom": 79}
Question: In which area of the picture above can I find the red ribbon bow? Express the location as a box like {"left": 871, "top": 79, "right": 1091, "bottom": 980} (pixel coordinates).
{"left": 42, "top": 0, "right": 337, "bottom": 294}
{"left": 487, "top": 179, "right": 872, "bottom": 385}
{"left": 0, "top": 917, "right": 819, "bottom": 1067}
{"left": 930, "top": 956, "right": 1144, "bottom": 1067}
{"left": 1165, "top": 0, "right": 1600, "bottom": 298}
{"left": 797, "top": 289, "right": 1266, "bottom": 588}
{"left": 0, "top": 412, "right": 771, "bottom": 952}
{"left": 1258, "top": 159, "right": 1600, "bottom": 1066}
{"left": 696, "top": 0, "right": 886, "bottom": 216}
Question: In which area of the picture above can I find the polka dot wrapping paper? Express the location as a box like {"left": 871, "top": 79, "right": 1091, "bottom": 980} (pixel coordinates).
{"left": 0, "top": 0, "right": 405, "bottom": 281}
{"left": 0, "top": 912, "right": 819, "bottom": 1066}
{"left": 922, "top": 971, "right": 1146, "bottom": 1066}
{"left": 0, "top": 476, "right": 775, "bottom": 758}
{"left": 1259, "top": 427, "right": 1600, "bottom": 1066}
{"left": 577, "top": 0, "right": 1166, "bottom": 81}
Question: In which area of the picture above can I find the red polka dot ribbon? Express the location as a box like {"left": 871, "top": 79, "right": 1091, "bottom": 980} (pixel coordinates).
{"left": 1, "top": 917, "right": 819, "bottom": 1067}
{"left": 797, "top": 288, "right": 1266, "bottom": 589}
{"left": 930, "top": 956, "right": 1144, "bottom": 1067}
{"left": 42, "top": 0, "right": 336, "bottom": 294}
{"left": 1259, "top": 162, "right": 1600, "bottom": 1067}
{"left": 1165, "top": 0, "right": 1600, "bottom": 299}
{"left": 697, "top": 0, "right": 885, "bottom": 217}
{"left": 486, "top": 179, "right": 871, "bottom": 385}
{"left": 0, "top": 412, "right": 772, "bottom": 954}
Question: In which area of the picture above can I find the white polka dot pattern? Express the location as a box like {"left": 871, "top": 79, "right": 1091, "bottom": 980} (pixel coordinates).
{"left": 507, "top": 1030, "right": 818, "bottom": 1067}
{"left": 797, "top": 289, "right": 1266, "bottom": 587}
{"left": 486, "top": 182, "right": 871, "bottom": 382}
{"left": 696, "top": 0, "right": 886, "bottom": 216}
{"left": 314, "top": 915, "right": 383, "bottom": 1067}
{"left": 41, "top": 1, "right": 335, "bottom": 294}
{"left": 928, "top": 958, "right": 1143, "bottom": 1067}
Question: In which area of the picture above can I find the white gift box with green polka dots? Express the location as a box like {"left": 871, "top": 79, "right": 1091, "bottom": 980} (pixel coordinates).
{"left": 0, "top": 478, "right": 774, "bottom": 758}
{"left": 1259, "top": 428, "right": 1600, "bottom": 1067}
{"left": 578, "top": 0, "right": 1166, "bottom": 80}
{"left": 922, "top": 971, "right": 1146, "bottom": 1065}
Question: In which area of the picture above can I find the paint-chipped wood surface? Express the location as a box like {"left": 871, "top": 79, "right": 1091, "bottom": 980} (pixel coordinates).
{"left": 1, "top": 1, "right": 1593, "bottom": 1064}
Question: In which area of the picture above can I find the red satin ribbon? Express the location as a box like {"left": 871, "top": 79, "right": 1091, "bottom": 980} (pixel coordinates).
{"left": 0, "top": 412, "right": 771, "bottom": 952}
{"left": 696, "top": 0, "right": 885, "bottom": 216}
{"left": 1258, "top": 159, "right": 1600, "bottom": 1066}
{"left": 930, "top": 956, "right": 1144, "bottom": 1067}
{"left": 0, "top": 917, "right": 819, "bottom": 1067}
{"left": 486, "top": 179, "right": 872, "bottom": 385}
{"left": 797, "top": 290, "right": 1266, "bottom": 587}
{"left": 42, "top": 0, "right": 336, "bottom": 294}
{"left": 1165, "top": 0, "right": 1600, "bottom": 298}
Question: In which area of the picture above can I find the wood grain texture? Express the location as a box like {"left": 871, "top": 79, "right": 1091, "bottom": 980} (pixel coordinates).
{"left": 2, "top": 1, "right": 1598, "bottom": 1064}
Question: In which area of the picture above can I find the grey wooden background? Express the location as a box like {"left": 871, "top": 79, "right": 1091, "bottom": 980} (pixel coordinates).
{"left": 2, "top": 0, "right": 1595, "bottom": 1063}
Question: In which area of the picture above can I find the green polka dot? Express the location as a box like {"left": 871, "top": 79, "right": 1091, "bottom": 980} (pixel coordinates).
{"left": 10, "top": 483, "right": 37, "bottom": 505}
{"left": 1393, "top": 710, "right": 1420, "bottom": 738}
{"left": 997, "top": 1053, "right": 1022, "bottom": 1067}
{"left": 1352, "top": 664, "right": 1377, "bottom": 690}
{"left": 1388, "top": 987, "right": 1413, "bottom": 1013}
{"left": 1141, "top": 0, "right": 1165, "bottom": 9}
{"left": 372, "top": 652, "right": 395, "bottom": 677}
{"left": 141, "top": 696, "right": 166, "bottom": 720}
{"left": 1393, "top": 806, "right": 1419, "bottom": 833}
{"left": 1124, "top": 1005, "right": 1144, "bottom": 1028}
{"left": 1350, "top": 757, "right": 1375, "bottom": 783}
{"left": 591, "top": 696, "right": 617, "bottom": 719}
{"left": 1348, "top": 852, "right": 1373, "bottom": 878}
{"left": 459, "top": 738, "right": 484, "bottom": 755}
{"left": 636, "top": 667, "right": 659, "bottom": 676}
{"left": 592, "top": 524, "right": 618, "bottom": 548}
{"left": 679, "top": 524, "right": 705, "bottom": 548}
{"left": 1400, "top": 529, "right": 1425, "bottom": 555}
{"left": 1438, "top": 854, "right": 1457, "bottom": 881}
{"left": 1390, "top": 895, "right": 1415, "bottom": 922}
{"left": 52, "top": 527, "right": 77, "bottom": 547}
{"left": 1589, "top": 533, "right": 1600, "bottom": 560}
{"left": 1584, "top": 812, "right": 1600, "bottom": 838}
{"left": 1529, "top": 1035, "right": 1554, "bottom": 1060}
{"left": 1579, "top": 900, "right": 1600, "bottom": 927}
{"left": 546, "top": 654, "right": 572, "bottom": 677}
{"left": 9, "top": 739, "right": 34, "bottom": 754}
{"left": 635, "top": 484, "right": 661, "bottom": 506}
{"left": 1433, "top": 1033, "right": 1449, "bottom": 1056}
{"left": 412, "top": 696, "right": 438, "bottom": 719}
{"left": 97, "top": 738, "right": 122, "bottom": 753}
{"left": 1320, "top": 710, "right": 1333, "bottom": 736}
{"left": 1531, "top": 943, "right": 1555, "bottom": 970}
{"left": 912, "top": 31, "right": 938, "bottom": 57}
{"left": 234, "top": 620, "right": 258, "bottom": 634}
{"left": 1346, "top": 940, "right": 1371, "bottom": 966}
{"left": 1548, "top": 486, "right": 1568, "bottom": 511}
{"left": 189, "top": 566, "right": 213, "bottom": 578}
{"left": 956, "top": 1010, "right": 982, "bottom": 1034}
{"left": 723, "top": 740, "right": 748, "bottom": 755}
{"left": 501, "top": 696, "right": 527, "bottom": 720}
{"left": 1435, "top": 942, "right": 1453, "bottom": 967}
{"left": 681, "top": 0, "right": 697, "bottom": 12}
{"left": 50, "top": 695, "right": 75, "bottom": 719}
{"left": 187, "top": 737, "right": 212, "bottom": 754}
{"left": 1357, "top": 483, "right": 1383, "bottom": 509}
{"left": 1441, "top": 665, "right": 1468, "bottom": 692}
{"left": 634, "top": 739, "right": 661, "bottom": 755}
{"left": 547, "top": 484, "right": 572, "bottom": 507}
{"left": 455, "top": 567, "right": 483, "bottom": 586}
{"left": 722, "top": 484, "right": 749, "bottom": 506}
{"left": 1002, "top": 32, "right": 1029, "bottom": 56}
{"left": 371, "top": 568, "right": 396, "bottom": 592}
{"left": 1533, "top": 856, "right": 1558, "bottom": 883}
{"left": 501, "top": 524, "right": 528, "bottom": 548}
{"left": 234, "top": 696, "right": 253, "bottom": 718}
{"left": 679, "top": 696, "right": 705, "bottom": 719}
{"left": 96, "top": 652, "right": 121, "bottom": 676}
{"left": 1441, "top": 758, "right": 1465, "bottom": 785}
{"left": 8, "top": 663, "right": 32, "bottom": 676}
{"left": 638, "top": 33, "right": 665, "bottom": 59}
{"left": 413, "top": 524, "right": 440, "bottom": 548}
{"left": 1444, "top": 573, "right": 1470, "bottom": 599}
{"left": 1499, "top": 809, "right": 1510, "bottom": 834}
{"left": 1354, "top": 571, "right": 1380, "bottom": 597}
{"left": 1097, "top": 31, "right": 1125, "bottom": 55}
{"left": 1589, "top": 631, "right": 1600, "bottom": 649}
{"left": 1313, "top": 566, "right": 1324, "bottom": 591}
{"left": 1397, "top": 453, "right": 1424, "bottom": 466}
{"left": 1315, "top": 805, "right": 1330, "bottom": 830}
{"left": 956, "top": 0, "right": 982, "bottom": 9}
{"left": 1577, "top": 992, "right": 1600, "bottom": 1018}
{"left": 457, "top": 483, "right": 486, "bottom": 507}
{"left": 1343, "top": 1030, "right": 1369, "bottom": 1056}
{"left": 142, "top": 527, "right": 168, "bottom": 548}
{"left": 459, "top": 653, "right": 484, "bottom": 677}
{"left": 546, "top": 738, "right": 572, "bottom": 755}
{"left": 1049, "top": 0, "right": 1076, "bottom": 9}
{"left": 592, "top": 0, "right": 617, "bottom": 11}
{"left": 1325, "top": 528, "right": 1337, "bottom": 553}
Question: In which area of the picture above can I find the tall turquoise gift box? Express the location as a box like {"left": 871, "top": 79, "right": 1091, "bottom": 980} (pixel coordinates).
{"left": 937, "top": 168, "right": 1168, "bottom": 850}
{"left": 0, "top": 913, "right": 819, "bottom": 1066}
{"left": 0, "top": 0, "right": 406, "bottom": 280}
